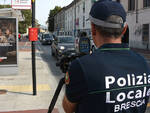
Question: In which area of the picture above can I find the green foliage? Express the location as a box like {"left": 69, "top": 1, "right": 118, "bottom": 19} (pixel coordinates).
{"left": 0, "top": 5, "right": 32, "bottom": 34}
{"left": 48, "top": 6, "right": 62, "bottom": 32}
{"left": 0, "top": 5, "right": 11, "bottom": 8}
{"left": 19, "top": 10, "right": 32, "bottom": 34}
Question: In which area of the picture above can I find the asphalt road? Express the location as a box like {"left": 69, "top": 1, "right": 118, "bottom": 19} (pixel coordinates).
{"left": 36, "top": 41, "right": 65, "bottom": 113}
{"left": 36, "top": 41, "right": 64, "bottom": 81}
{"left": 37, "top": 41, "right": 150, "bottom": 113}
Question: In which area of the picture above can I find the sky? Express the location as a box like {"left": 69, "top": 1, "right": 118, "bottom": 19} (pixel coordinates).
{"left": 0, "top": 0, "right": 73, "bottom": 26}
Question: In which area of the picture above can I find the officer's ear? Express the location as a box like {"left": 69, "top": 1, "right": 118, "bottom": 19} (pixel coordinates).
{"left": 91, "top": 23, "right": 96, "bottom": 36}
{"left": 122, "top": 23, "right": 128, "bottom": 36}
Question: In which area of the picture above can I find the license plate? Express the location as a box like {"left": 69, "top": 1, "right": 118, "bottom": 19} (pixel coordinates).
{"left": 68, "top": 48, "right": 74, "bottom": 50}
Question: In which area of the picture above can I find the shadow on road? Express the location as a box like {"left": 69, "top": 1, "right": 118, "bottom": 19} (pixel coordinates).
{"left": 8, "top": 91, "right": 33, "bottom": 95}
{"left": 36, "top": 42, "right": 63, "bottom": 79}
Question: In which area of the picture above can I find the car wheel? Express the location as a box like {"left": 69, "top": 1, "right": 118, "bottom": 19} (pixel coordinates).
{"left": 51, "top": 50, "right": 55, "bottom": 56}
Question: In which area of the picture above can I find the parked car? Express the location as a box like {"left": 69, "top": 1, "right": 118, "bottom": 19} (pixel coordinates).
{"left": 38, "top": 33, "right": 43, "bottom": 41}
{"left": 41, "top": 33, "right": 53, "bottom": 45}
{"left": 51, "top": 36, "right": 76, "bottom": 60}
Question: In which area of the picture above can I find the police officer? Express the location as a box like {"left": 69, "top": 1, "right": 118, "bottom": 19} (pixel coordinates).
{"left": 62, "top": 1, "right": 150, "bottom": 113}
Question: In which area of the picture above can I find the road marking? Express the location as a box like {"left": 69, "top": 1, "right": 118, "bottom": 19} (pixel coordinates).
{"left": 147, "top": 103, "right": 150, "bottom": 107}
{"left": 0, "top": 84, "right": 50, "bottom": 92}
{"left": 0, "top": 109, "right": 59, "bottom": 113}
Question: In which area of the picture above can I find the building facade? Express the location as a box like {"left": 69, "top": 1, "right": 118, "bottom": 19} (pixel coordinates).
{"left": 54, "top": 7, "right": 65, "bottom": 32}
{"left": 124, "top": 0, "right": 150, "bottom": 49}
{"left": 54, "top": 0, "right": 93, "bottom": 36}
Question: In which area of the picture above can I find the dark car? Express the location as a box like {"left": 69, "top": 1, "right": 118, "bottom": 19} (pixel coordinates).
{"left": 41, "top": 33, "right": 53, "bottom": 45}
{"left": 51, "top": 36, "right": 76, "bottom": 60}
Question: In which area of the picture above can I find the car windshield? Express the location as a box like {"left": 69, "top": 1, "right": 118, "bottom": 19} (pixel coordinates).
{"left": 44, "top": 34, "right": 52, "bottom": 39}
{"left": 58, "top": 37, "right": 74, "bottom": 43}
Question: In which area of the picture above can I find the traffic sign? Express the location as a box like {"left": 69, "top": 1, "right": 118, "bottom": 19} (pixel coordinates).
{"left": 29, "top": 28, "right": 38, "bottom": 41}
{"left": 11, "top": 0, "right": 31, "bottom": 9}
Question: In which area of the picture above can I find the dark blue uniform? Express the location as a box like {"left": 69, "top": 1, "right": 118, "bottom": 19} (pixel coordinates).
{"left": 66, "top": 43, "right": 150, "bottom": 113}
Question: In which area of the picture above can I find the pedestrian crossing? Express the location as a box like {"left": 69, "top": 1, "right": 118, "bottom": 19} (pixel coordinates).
{"left": 0, "top": 84, "right": 50, "bottom": 92}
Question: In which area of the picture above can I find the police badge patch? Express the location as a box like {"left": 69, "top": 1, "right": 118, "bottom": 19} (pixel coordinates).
{"left": 65, "top": 72, "right": 70, "bottom": 85}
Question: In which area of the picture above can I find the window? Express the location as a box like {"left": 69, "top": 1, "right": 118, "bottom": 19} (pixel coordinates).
{"left": 142, "top": 24, "right": 149, "bottom": 44}
{"left": 83, "top": 2, "right": 85, "bottom": 13}
{"left": 116, "top": 0, "right": 120, "bottom": 3}
{"left": 83, "top": 16, "right": 85, "bottom": 28}
{"left": 78, "top": 5, "right": 80, "bottom": 13}
{"left": 128, "top": 0, "right": 135, "bottom": 11}
{"left": 143, "top": 0, "right": 150, "bottom": 7}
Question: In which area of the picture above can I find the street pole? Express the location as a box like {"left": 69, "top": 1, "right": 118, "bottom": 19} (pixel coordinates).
{"left": 31, "top": 0, "right": 37, "bottom": 95}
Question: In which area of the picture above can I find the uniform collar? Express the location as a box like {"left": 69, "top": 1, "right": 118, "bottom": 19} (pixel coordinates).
{"left": 98, "top": 43, "right": 130, "bottom": 51}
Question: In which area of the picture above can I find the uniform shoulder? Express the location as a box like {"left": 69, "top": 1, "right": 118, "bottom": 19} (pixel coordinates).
{"left": 130, "top": 50, "right": 148, "bottom": 64}
{"left": 79, "top": 50, "right": 103, "bottom": 61}
{"left": 130, "top": 50, "right": 146, "bottom": 59}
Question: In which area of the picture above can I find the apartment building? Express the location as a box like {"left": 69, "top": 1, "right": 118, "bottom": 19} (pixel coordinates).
{"left": 54, "top": 0, "right": 93, "bottom": 36}
{"left": 126, "top": 0, "right": 150, "bottom": 49}
{"left": 54, "top": 7, "right": 65, "bottom": 32}
{"left": 54, "top": 0, "right": 150, "bottom": 49}
{"left": 65, "top": 0, "right": 93, "bottom": 35}
{"left": 65, "top": 1, "right": 75, "bottom": 34}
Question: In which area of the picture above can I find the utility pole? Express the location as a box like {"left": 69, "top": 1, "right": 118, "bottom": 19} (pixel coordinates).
{"left": 31, "top": 0, "right": 37, "bottom": 95}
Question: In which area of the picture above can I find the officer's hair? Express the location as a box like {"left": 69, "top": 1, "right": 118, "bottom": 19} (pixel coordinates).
{"left": 95, "top": 15, "right": 124, "bottom": 38}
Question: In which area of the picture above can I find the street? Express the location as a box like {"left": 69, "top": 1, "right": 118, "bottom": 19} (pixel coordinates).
{"left": 36, "top": 41, "right": 66, "bottom": 113}
{"left": 0, "top": 0, "right": 150, "bottom": 113}
{"left": 37, "top": 41, "right": 150, "bottom": 113}
{"left": 36, "top": 41, "right": 64, "bottom": 81}
{"left": 0, "top": 40, "right": 65, "bottom": 113}
{"left": 0, "top": 39, "right": 150, "bottom": 113}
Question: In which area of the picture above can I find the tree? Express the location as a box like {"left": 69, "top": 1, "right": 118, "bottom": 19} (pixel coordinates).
{"left": 0, "top": 5, "right": 32, "bottom": 34}
{"left": 19, "top": 10, "right": 32, "bottom": 34}
{"left": 48, "top": 6, "right": 61, "bottom": 32}
{"left": 0, "top": 5, "right": 11, "bottom": 8}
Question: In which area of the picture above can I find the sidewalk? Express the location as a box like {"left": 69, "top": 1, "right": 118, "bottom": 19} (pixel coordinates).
{"left": 0, "top": 40, "right": 65, "bottom": 113}
{"left": 0, "top": 41, "right": 150, "bottom": 113}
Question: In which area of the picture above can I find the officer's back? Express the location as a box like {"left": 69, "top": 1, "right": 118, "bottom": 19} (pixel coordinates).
{"left": 76, "top": 44, "right": 150, "bottom": 113}
{"left": 62, "top": 1, "right": 150, "bottom": 113}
